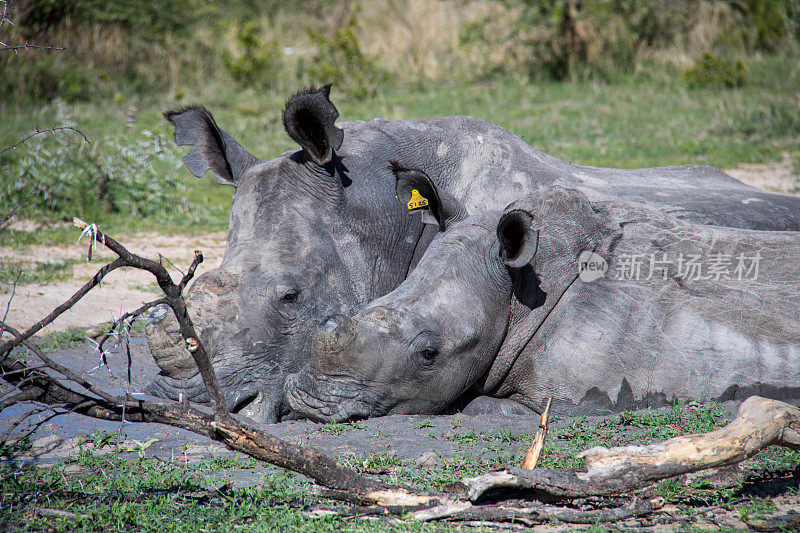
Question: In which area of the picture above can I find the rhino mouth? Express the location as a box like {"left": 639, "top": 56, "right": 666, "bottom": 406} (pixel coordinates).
{"left": 147, "top": 372, "right": 277, "bottom": 422}
{"left": 284, "top": 371, "right": 380, "bottom": 422}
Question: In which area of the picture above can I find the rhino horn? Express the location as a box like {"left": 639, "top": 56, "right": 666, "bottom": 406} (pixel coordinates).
{"left": 145, "top": 304, "right": 197, "bottom": 378}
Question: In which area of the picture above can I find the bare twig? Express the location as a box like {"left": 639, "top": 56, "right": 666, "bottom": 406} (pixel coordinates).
{"left": 0, "top": 126, "right": 89, "bottom": 157}
{"left": 0, "top": 257, "right": 127, "bottom": 355}
{"left": 0, "top": 2, "right": 73, "bottom": 54}
{"left": 96, "top": 297, "right": 167, "bottom": 355}
{"left": 521, "top": 396, "right": 551, "bottom": 470}
{"left": 0, "top": 43, "right": 73, "bottom": 52}
{"left": 0, "top": 271, "right": 20, "bottom": 341}
{"left": 70, "top": 218, "right": 228, "bottom": 421}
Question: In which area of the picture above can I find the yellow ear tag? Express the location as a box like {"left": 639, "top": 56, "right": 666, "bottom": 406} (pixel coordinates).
{"left": 407, "top": 189, "right": 429, "bottom": 211}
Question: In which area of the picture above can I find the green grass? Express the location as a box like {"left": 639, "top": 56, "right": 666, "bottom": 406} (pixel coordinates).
{"left": 0, "top": 258, "right": 81, "bottom": 286}
{"left": 2, "top": 54, "right": 799, "bottom": 239}
{"left": 36, "top": 327, "right": 89, "bottom": 352}
{"left": 0, "top": 451, "right": 460, "bottom": 532}
{"left": 3, "top": 401, "right": 799, "bottom": 530}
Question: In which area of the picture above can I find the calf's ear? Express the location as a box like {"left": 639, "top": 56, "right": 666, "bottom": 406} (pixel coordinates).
{"left": 389, "top": 162, "right": 444, "bottom": 227}
{"left": 282, "top": 84, "right": 344, "bottom": 165}
{"left": 164, "top": 105, "right": 260, "bottom": 187}
{"left": 497, "top": 210, "right": 539, "bottom": 269}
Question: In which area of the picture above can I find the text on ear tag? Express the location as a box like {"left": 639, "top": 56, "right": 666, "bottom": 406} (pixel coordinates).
{"left": 407, "top": 189, "right": 429, "bottom": 211}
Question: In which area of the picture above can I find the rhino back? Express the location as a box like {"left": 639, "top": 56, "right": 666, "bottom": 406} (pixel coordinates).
{"left": 347, "top": 116, "right": 800, "bottom": 230}
{"left": 508, "top": 204, "right": 800, "bottom": 414}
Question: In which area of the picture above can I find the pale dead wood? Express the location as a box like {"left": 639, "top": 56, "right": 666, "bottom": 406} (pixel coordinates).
{"left": 465, "top": 396, "right": 800, "bottom": 502}
{"left": 521, "top": 395, "right": 551, "bottom": 469}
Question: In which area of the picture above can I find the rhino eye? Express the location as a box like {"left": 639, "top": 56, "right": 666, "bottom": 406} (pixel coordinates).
{"left": 281, "top": 290, "right": 300, "bottom": 303}
{"left": 420, "top": 348, "right": 438, "bottom": 363}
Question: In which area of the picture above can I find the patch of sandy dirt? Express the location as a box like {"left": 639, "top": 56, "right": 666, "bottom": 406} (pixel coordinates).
{"left": 0, "top": 229, "right": 227, "bottom": 336}
{"left": 726, "top": 152, "right": 800, "bottom": 194}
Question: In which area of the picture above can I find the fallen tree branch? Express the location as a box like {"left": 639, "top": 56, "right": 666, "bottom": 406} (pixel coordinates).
{"left": 464, "top": 396, "right": 800, "bottom": 502}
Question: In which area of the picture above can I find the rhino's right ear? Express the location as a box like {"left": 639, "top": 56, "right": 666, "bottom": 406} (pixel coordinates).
{"left": 390, "top": 162, "right": 445, "bottom": 228}
{"left": 497, "top": 210, "right": 539, "bottom": 269}
{"left": 282, "top": 84, "right": 344, "bottom": 166}
{"left": 164, "top": 106, "right": 260, "bottom": 187}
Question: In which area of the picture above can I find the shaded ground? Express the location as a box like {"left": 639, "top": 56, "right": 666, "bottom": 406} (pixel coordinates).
{"left": 2, "top": 337, "right": 799, "bottom": 531}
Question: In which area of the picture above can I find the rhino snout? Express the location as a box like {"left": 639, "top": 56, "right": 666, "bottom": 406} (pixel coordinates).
{"left": 285, "top": 370, "right": 376, "bottom": 422}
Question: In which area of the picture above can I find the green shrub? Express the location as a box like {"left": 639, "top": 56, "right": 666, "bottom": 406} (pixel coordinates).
{"left": 223, "top": 22, "right": 281, "bottom": 89}
{"left": 306, "top": 12, "right": 390, "bottom": 99}
{"left": 742, "top": 0, "right": 800, "bottom": 51}
{"left": 682, "top": 52, "right": 746, "bottom": 88}
{"left": 1, "top": 103, "right": 185, "bottom": 222}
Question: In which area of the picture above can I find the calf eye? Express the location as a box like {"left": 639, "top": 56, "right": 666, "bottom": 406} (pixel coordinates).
{"left": 281, "top": 290, "right": 300, "bottom": 303}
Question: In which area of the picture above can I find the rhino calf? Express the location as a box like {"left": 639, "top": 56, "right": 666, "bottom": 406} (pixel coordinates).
{"left": 286, "top": 181, "right": 800, "bottom": 421}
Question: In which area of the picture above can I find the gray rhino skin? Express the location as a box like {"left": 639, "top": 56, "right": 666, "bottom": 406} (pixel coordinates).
{"left": 147, "top": 87, "right": 800, "bottom": 423}
{"left": 285, "top": 185, "right": 800, "bottom": 421}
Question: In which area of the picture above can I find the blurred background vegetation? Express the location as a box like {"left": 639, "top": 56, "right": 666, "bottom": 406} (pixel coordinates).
{"left": 1, "top": 0, "right": 799, "bottom": 235}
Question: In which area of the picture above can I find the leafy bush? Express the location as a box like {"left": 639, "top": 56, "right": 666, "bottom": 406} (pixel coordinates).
{"left": 223, "top": 22, "right": 282, "bottom": 89}
{"left": 10, "top": 0, "right": 196, "bottom": 41}
{"left": 306, "top": 12, "right": 390, "bottom": 99}
{"left": 1, "top": 103, "right": 185, "bottom": 222}
{"left": 742, "top": 0, "right": 800, "bottom": 51}
{"left": 682, "top": 52, "right": 746, "bottom": 88}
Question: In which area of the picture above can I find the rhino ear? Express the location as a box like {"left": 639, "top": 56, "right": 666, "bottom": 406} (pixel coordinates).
{"left": 497, "top": 210, "right": 539, "bottom": 269}
{"left": 390, "top": 162, "right": 444, "bottom": 228}
{"left": 282, "top": 84, "right": 344, "bottom": 166}
{"left": 164, "top": 105, "right": 260, "bottom": 187}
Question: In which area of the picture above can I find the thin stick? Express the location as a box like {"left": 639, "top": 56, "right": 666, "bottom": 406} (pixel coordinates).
{"left": 0, "top": 126, "right": 89, "bottom": 157}
{"left": 521, "top": 396, "right": 551, "bottom": 469}
{"left": 0, "top": 271, "right": 20, "bottom": 341}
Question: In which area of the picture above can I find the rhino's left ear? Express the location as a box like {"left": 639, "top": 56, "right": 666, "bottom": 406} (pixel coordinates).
{"left": 497, "top": 210, "right": 539, "bottom": 269}
{"left": 390, "top": 162, "right": 445, "bottom": 228}
{"left": 282, "top": 84, "right": 344, "bottom": 166}
{"left": 164, "top": 105, "right": 260, "bottom": 187}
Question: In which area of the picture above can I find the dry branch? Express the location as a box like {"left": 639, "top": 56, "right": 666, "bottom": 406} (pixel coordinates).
{"left": 0, "top": 126, "right": 89, "bottom": 157}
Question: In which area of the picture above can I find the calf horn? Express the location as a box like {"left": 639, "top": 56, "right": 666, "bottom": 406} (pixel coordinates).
{"left": 313, "top": 314, "right": 357, "bottom": 359}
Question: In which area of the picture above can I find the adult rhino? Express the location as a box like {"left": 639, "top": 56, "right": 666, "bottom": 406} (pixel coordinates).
{"left": 285, "top": 181, "right": 800, "bottom": 421}
{"left": 147, "top": 86, "right": 800, "bottom": 423}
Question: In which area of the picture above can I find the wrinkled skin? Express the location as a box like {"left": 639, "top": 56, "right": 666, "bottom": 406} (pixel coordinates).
{"left": 148, "top": 90, "right": 800, "bottom": 423}
{"left": 286, "top": 187, "right": 800, "bottom": 421}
